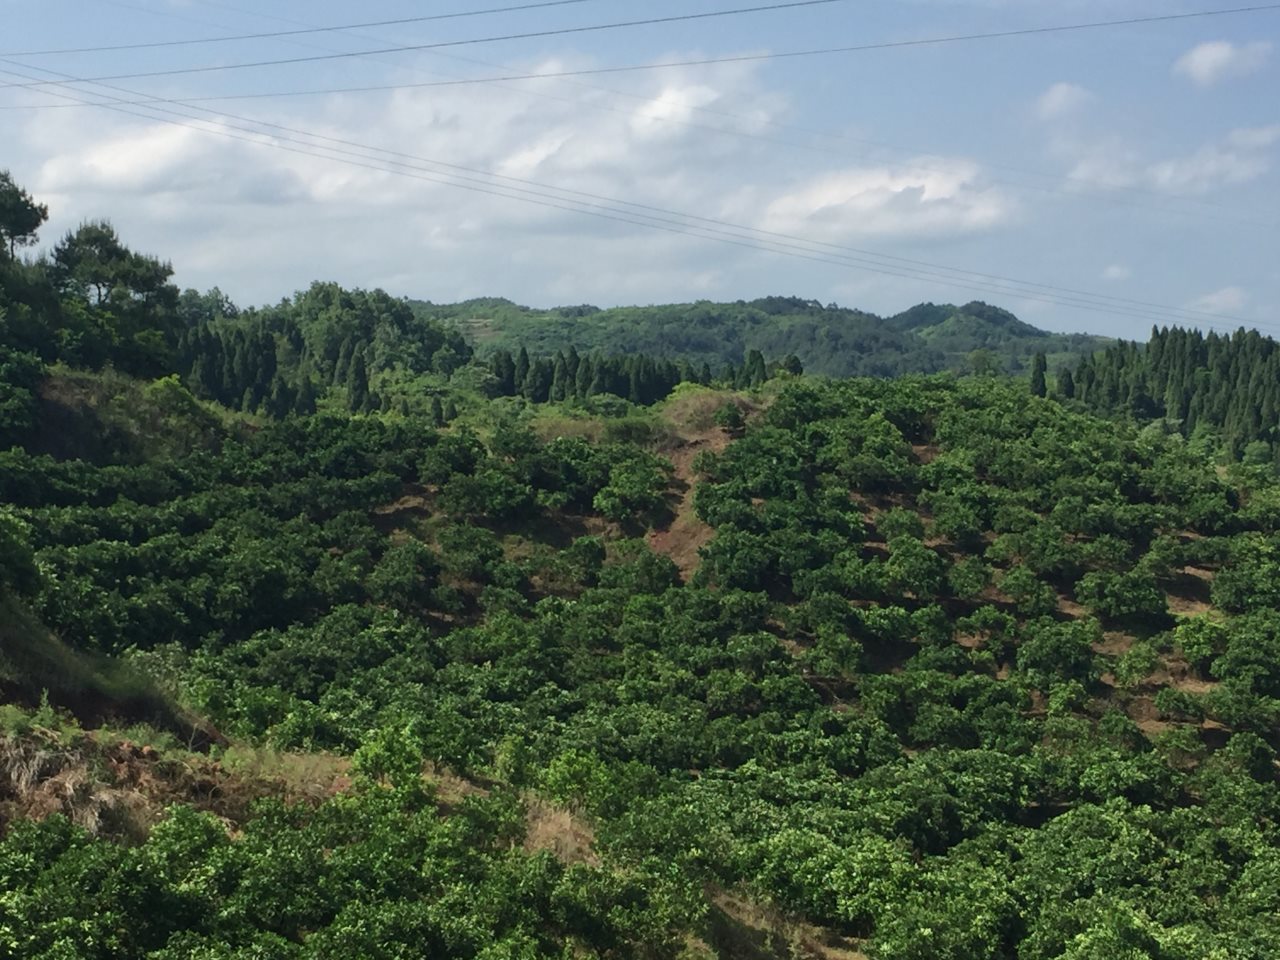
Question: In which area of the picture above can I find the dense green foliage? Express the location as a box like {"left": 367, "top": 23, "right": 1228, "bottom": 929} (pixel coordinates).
{"left": 416, "top": 295, "right": 1110, "bottom": 378}
{"left": 1075, "top": 325, "right": 1280, "bottom": 460}
{"left": 5, "top": 373, "right": 1280, "bottom": 957}
{"left": 2, "top": 173, "right": 1278, "bottom": 959}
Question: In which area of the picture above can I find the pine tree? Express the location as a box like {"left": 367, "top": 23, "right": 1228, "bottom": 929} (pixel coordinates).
{"left": 443, "top": 398, "right": 458, "bottom": 422}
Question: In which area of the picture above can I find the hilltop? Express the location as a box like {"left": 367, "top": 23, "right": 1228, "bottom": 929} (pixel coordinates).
{"left": 412, "top": 295, "right": 1113, "bottom": 378}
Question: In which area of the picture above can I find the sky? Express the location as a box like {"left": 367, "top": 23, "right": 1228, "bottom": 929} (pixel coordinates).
{"left": 1, "top": 0, "right": 1277, "bottom": 340}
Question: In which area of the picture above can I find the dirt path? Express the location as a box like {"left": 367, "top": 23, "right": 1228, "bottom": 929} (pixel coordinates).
{"left": 647, "top": 430, "right": 728, "bottom": 579}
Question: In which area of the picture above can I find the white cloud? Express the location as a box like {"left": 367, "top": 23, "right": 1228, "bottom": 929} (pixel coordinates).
{"left": 1060, "top": 126, "right": 1280, "bottom": 195}
{"left": 1174, "top": 40, "right": 1272, "bottom": 87}
{"left": 1036, "top": 82, "right": 1092, "bottom": 121}
{"left": 1188, "top": 286, "right": 1247, "bottom": 315}
{"left": 1102, "top": 264, "right": 1131, "bottom": 281}
{"left": 13, "top": 58, "right": 835, "bottom": 306}
{"left": 1146, "top": 125, "right": 1280, "bottom": 193}
{"left": 755, "top": 159, "right": 1014, "bottom": 241}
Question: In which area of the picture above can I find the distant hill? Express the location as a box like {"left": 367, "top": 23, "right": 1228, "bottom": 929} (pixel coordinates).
{"left": 411, "top": 295, "right": 1113, "bottom": 377}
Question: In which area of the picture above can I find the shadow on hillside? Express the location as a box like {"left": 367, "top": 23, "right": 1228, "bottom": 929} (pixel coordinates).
{"left": 0, "top": 594, "right": 224, "bottom": 751}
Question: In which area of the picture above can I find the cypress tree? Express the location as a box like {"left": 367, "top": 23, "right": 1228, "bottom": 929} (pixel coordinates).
{"left": 295, "top": 378, "right": 317, "bottom": 416}
{"left": 1030, "top": 353, "right": 1047, "bottom": 398}
{"left": 334, "top": 337, "right": 355, "bottom": 384}
{"left": 348, "top": 352, "right": 369, "bottom": 413}
{"left": 431, "top": 395, "right": 445, "bottom": 427}
{"left": 1057, "top": 368, "right": 1075, "bottom": 400}
{"left": 232, "top": 336, "right": 252, "bottom": 398}
{"left": 514, "top": 347, "right": 530, "bottom": 393}
{"left": 266, "top": 375, "right": 292, "bottom": 418}
{"left": 588, "top": 362, "right": 606, "bottom": 397}
{"left": 189, "top": 354, "right": 215, "bottom": 400}
{"left": 524, "top": 360, "right": 553, "bottom": 403}
{"left": 492, "top": 349, "right": 517, "bottom": 396}
{"left": 443, "top": 398, "right": 458, "bottom": 422}
{"left": 575, "top": 358, "right": 593, "bottom": 399}
{"left": 550, "top": 355, "right": 569, "bottom": 403}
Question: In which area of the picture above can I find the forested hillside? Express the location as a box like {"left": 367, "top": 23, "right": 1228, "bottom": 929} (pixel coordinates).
{"left": 2, "top": 172, "right": 1279, "bottom": 959}
{"left": 1072, "top": 326, "right": 1280, "bottom": 463}
{"left": 412, "top": 295, "right": 1111, "bottom": 378}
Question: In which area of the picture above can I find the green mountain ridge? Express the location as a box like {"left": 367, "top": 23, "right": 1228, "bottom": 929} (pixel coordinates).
{"left": 412, "top": 295, "right": 1113, "bottom": 377}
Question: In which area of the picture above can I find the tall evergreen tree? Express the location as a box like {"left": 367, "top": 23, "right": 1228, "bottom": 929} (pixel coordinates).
{"left": 514, "top": 347, "right": 530, "bottom": 394}
{"left": 550, "top": 355, "right": 569, "bottom": 403}
{"left": 1030, "top": 352, "right": 1047, "bottom": 398}
{"left": 1057, "top": 368, "right": 1075, "bottom": 400}
{"left": 574, "top": 357, "right": 593, "bottom": 399}
{"left": 348, "top": 352, "right": 369, "bottom": 413}
{"left": 294, "top": 378, "right": 317, "bottom": 416}
{"left": 492, "top": 349, "right": 517, "bottom": 396}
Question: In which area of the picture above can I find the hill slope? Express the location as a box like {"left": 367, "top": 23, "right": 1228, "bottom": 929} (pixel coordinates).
{"left": 412, "top": 295, "right": 1112, "bottom": 377}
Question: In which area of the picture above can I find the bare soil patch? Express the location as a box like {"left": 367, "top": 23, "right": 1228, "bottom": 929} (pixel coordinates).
{"left": 647, "top": 430, "right": 728, "bottom": 579}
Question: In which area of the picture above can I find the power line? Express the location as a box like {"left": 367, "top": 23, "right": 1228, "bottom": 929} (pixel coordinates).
{"left": 5, "top": 64, "right": 1273, "bottom": 233}
{"left": 0, "top": 0, "right": 851, "bottom": 89}
{"left": 2, "top": 61, "right": 1264, "bottom": 334}
{"left": 4, "top": 4, "right": 1274, "bottom": 230}
{"left": 1, "top": 1, "right": 612, "bottom": 56}
{"left": 3, "top": 3, "right": 1278, "bottom": 91}
{"left": 0, "top": 59, "right": 1260, "bottom": 332}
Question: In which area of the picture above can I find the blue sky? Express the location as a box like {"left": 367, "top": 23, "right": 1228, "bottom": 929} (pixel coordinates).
{"left": 1, "top": 0, "right": 1277, "bottom": 339}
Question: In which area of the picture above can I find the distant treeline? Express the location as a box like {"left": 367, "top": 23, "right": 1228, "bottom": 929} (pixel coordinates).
{"left": 1072, "top": 326, "right": 1280, "bottom": 459}
{"left": 175, "top": 283, "right": 472, "bottom": 417}
{"left": 486, "top": 346, "right": 801, "bottom": 406}
{"left": 415, "top": 295, "right": 1112, "bottom": 378}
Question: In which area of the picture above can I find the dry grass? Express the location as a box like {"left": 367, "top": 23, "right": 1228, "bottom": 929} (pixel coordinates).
{"left": 0, "top": 731, "right": 355, "bottom": 840}
{"left": 522, "top": 796, "right": 600, "bottom": 867}
{"left": 700, "top": 889, "right": 869, "bottom": 960}
{"left": 423, "top": 761, "right": 489, "bottom": 810}
{"left": 219, "top": 746, "right": 352, "bottom": 805}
